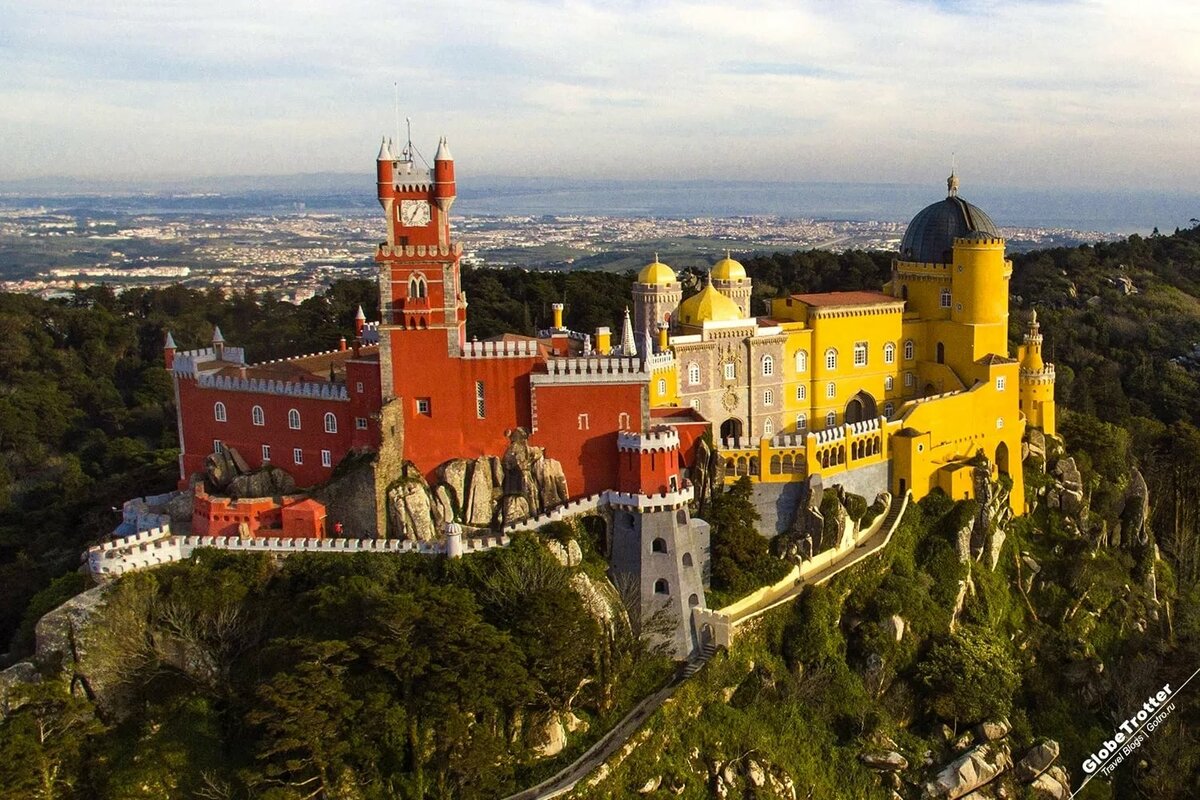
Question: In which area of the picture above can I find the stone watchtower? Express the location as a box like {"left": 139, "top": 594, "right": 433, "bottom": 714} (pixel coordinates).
{"left": 608, "top": 426, "right": 710, "bottom": 659}
{"left": 632, "top": 257, "right": 682, "bottom": 354}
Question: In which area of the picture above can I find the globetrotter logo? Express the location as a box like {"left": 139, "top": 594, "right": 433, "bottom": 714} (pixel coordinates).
{"left": 1069, "top": 665, "right": 1200, "bottom": 798}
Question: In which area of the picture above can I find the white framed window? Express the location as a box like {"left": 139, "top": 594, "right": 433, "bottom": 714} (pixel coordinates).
{"left": 724, "top": 362, "right": 736, "bottom": 381}
{"left": 904, "top": 372, "right": 915, "bottom": 387}
{"left": 826, "top": 411, "right": 837, "bottom": 428}
{"left": 212, "top": 439, "right": 223, "bottom": 454}
{"left": 288, "top": 408, "right": 301, "bottom": 430}
{"left": 355, "top": 417, "right": 368, "bottom": 430}
{"left": 764, "top": 389, "right": 774, "bottom": 406}
{"left": 321, "top": 449, "right": 332, "bottom": 467}
{"left": 690, "top": 398, "right": 700, "bottom": 410}
{"left": 796, "top": 350, "right": 808, "bottom": 373}
{"left": 251, "top": 405, "right": 264, "bottom": 426}
{"left": 883, "top": 402, "right": 894, "bottom": 417}
{"left": 885, "top": 375, "right": 894, "bottom": 391}
{"left": 796, "top": 413, "right": 807, "bottom": 431}
{"left": 996, "top": 417, "right": 1004, "bottom": 429}
{"left": 214, "top": 402, "right": 226, "bottom": 422}
{"left": 356, "top": 381, "right": 364, "bottom": 393}
{"left": 826, "top": 381, "right": 836, "bottom": 399}
{"left": 884, "top": 342, "right": 895, "bottom": 364}
{"left": 825, "top": 348, "right": 837, "bottom": 371}
{"left": 853, "top": 342, "right": 867, "bottom": 367}
{"left": 763, "top": 418, "right": 773, "bottom": 436}
{"left": 762, "top": 355, "right": 774, "bottom": 376}
{"left": 416, "top": 398, "right": 431, "bottom": 415}
{"left": 293, "top": 448, "right": 303, "bottom": 465}
{"left": 261, "top": 444, "right": 271, "bottom": 462}
{"left": 475, "top": 381, "right": 486, "bottom": 418}
{"left": 687, "top": 362, "right": 701, "bottom": 385}
{"left": 657, "top": 378, "right": 667, "bottom": 395}
{"left": 941, "top": 288, "right": 952, "bottom": 308}
{"left": 324, "top": 412, "right": 337, "bottom": 434}
{"left": 996, "top": 376, "right": 1007, "bottom": 391}
{"left": 796, "top": 384, "right": 807, "bottom": 401}
{"left": 904, "top": 339, "right": 915, "bottom": 360}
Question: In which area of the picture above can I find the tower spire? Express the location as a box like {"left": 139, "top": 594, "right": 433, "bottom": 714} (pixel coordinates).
{"left": 620, "top": 306, "right": 637, "bottom": 357}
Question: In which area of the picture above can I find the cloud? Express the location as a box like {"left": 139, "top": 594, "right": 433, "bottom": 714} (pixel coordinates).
{"left": 0, "top": 0, "right": 1197, "bottom": 189}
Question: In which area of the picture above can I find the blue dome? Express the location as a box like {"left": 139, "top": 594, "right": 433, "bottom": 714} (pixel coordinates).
{"left": 899, "top": 195, "right": 999, "bottom": 263}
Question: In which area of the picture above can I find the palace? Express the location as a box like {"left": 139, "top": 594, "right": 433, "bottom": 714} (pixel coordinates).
{"left": 169, "top": 135, "right": 1055, "bottom": 538}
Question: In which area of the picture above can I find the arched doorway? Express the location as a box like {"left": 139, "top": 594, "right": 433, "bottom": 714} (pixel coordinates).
{"left": 924, "top": 383, "right": 937, "bottom": 397}
{"left": 844, "top": 391, "right": 878, "bottom": 424}
{"left": 936, "top": 342, "right": 945, "bottom": 364}
{"left": 720, "top": 418, "right": 743, "bottom": 442}
{"left": 995, "top": 441, "right": 1010, "bottom": 477}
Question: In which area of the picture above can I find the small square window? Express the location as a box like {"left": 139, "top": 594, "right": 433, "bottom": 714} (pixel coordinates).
{"left": 355, "top": 417, "right": 369, "bottom": 430}
{"left": 416, "top": 398, "right": 431, "bottom": 415}
{"left": 723, "top": 362, "right": 736, "bottom": 381}
{"left": 996, "top": 376, "right": 1007, "bottom": 391}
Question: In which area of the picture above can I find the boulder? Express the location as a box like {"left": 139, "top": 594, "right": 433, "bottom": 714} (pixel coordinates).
{"left": 501, "top": 494, "right": 531, "bottom": 526}
{"left": 638, "top": 775, "right": 662, "bottom": 794}
{"left": 987, "top": 529, "right": 1007, "bottom": 571}
{"left": 975, "top": 718, "right": 1011, "bottom": 743}
{"left": 226, "top": 465, "right": 296, "bottom": 499}
{"left": 563, "top": 710, "right": 588, "bottom": 734}
{"left": 0, "top": 662, "right": 40, "bottom": 718}
{"left": 1029, "top": 766, "right": 1070, "bottom": 799}
{"left": 1014, "top": 740, "right": 1060, "bottom": 782}
{"left": 431, "top": 484, "right": 455, "bottom": 530}
{"left": 438, "top": 458, "right": 470, "bottom": 510}
{"left": 885, "top": 615, "right": 906, "bottom": 643}
{"left": 747, "top": 760, "right": 767, "bottom": 787}
{"left": 1117, "top": 468, "right": 1151, "bottom": 548}
{"left": 464, "top": 456, "right": 496, "bottom": 526}
{"left": 923, "top": 743, "right": 1012, "bottom": 799}
{"left": 534, "top": 713, "right": 566, "bottom": 758}
{"left": 532, "top": 454, "right": 569, "bottom": 510}
{"left": 1025, "top": 429, "right": 1047, "bottom": 465}
{"left": 860, "top": 751, "right": 909, "bottom": 771}
{"left": 387, "top": 468, "right": 436, "bottom": 541}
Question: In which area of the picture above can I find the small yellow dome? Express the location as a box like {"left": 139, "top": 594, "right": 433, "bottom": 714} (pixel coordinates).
{"left": 637, "top": 255, "right": 677, "bottom": 285}
{"left": 711, "top": 251, "right": 746, "bottom": 281}
{"left": 678, "top": 279, "right": 743, "bottom": 326}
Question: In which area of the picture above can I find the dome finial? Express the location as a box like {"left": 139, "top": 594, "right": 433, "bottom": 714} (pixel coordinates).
{"left": 947, "top": 170, "right": 959, "bottom": 198}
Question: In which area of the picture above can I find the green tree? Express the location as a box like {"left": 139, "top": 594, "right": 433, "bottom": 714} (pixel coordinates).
{"left": 917, "top": 626, "right": 1020, "bottom": 729}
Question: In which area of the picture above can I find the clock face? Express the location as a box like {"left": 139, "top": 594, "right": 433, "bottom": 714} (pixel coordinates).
{"left": 399, "top": 200, "right": 431, "bottom": 227}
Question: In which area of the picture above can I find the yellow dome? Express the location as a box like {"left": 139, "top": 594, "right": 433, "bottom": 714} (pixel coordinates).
{"left": 711, "top": 251, "right": 746, "bottom": 281}
{"left": 637, "top": 255, "right": 677, "bottom": 285}
{"left": 678, "top": 279, "right": 743, "bottom": 325}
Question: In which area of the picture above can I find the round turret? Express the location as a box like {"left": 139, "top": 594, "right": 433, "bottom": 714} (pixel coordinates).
{"left": 899, "top": 175, "right": 999, "bottom": 264}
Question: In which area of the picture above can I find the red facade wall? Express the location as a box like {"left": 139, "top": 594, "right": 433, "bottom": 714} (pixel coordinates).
{"left": 192, "top": 489, "right": 325, "bottom": 539}
{"left": 617, "top": 446, "right": 680, "bottom": 496}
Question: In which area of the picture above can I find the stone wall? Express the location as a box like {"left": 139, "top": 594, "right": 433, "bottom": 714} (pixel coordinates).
{"left": 749, "top": 460, "right": 891, "bottom": 535}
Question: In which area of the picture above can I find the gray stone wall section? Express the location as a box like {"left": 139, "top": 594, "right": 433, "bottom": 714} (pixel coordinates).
{"left": 748, "top": 459, "right": 891, "bottom": 535}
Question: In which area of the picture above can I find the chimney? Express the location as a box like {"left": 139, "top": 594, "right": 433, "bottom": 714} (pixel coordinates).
{"left": 163, "top": 331, "right": 176, "bottom": 370}
{"left": 212, "top": 325, "right": 225, "bottom": 360}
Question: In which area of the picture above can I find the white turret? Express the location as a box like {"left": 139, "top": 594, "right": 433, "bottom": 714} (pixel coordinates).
{"left": 377, "top": 136, "right": 394, "bottom": 161}
{"left": 434, "top": 136, "right": 453, "bottom": 161}
{"left": 620, "top": 307, "right": 637, "bottom": 357}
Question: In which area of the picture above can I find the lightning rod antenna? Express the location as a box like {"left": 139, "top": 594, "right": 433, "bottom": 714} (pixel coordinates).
{"left": 393, "top": 82, "right": 401, "bottom": 155}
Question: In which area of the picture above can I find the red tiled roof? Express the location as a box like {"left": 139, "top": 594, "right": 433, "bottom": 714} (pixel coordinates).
{"left": 789, "top": 291, "right": 900, "bottom": 307}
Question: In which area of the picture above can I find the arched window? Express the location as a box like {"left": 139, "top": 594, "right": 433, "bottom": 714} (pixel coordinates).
{"left": 408, "top": 274, "right": 428, "bottom": 299}
{"left": 288, "top": 409, "right": 301, "bottom": 430}
{"left": 213, "top": 402, "right": 226, "bottom": 422}
{"left": 796, "top": 413, "right": 807, "bottom": 431}
{"left": 826, "top": 411, "right": 837, "bottom": 428}
{"left": 826, "top": 381, "right": 836, "bottom": 399}
{"left": 652, "top": 537, "right": 667, "bottom": 553}
{"left": 853, "top": 342, "right": 867, "bottom": 366}
{"left": 764, "top": 389, "right": 774, "bottom": 406}
{"left": 796, "top": 350, "right": 808, "bottom": 373}
{"left": 762, "top": 354, "right": 774, "bottom": 376}
{"left": 884, "top": 342, "right": 896, "bottom": 364}
{"left": 688, "top": 593, "right": 700, "bottom": 607}
{"left": 825, "top": 348, "right": 837, "bottom": 370}
{"left": 654, "top": 578, "right": 670, "bottom": 595}
{"left": 764, "top": 418, "right": 773, "bottom": 436}
{"left": 904, "top": 372, "right": 915, "bottom": 387}
{"left": 324, "top": 412, "right": 337, "bottom": 434}
{"left": 682, "top": 552, "right": 694, "bottom": 567}
{"left": 885, "top": 376, "right": 894, "bottom": 391}
{"left": 940, "top": 288, "right": 952, "bottom": 308}
{"left": 251, "top": 405, "right": 264, "bottom": 426}
{"left": 796, "top": 384, "right": 806, "bottom": 401}
{"left": 687, "top": 361, "right": 701, "bottom": 385}
{"left": 883, "top": 402, "right": 895, "bottom": 417}
{"left": 903, "top": 339, "right": 915, "bottom": 360}
{"left": 657, "top": 378, "right": 666, "bottom": 395}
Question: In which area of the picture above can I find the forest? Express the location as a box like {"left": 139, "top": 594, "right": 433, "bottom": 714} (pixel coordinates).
{"left": 3, "top": 224, "right": 1200, "bottom": 796}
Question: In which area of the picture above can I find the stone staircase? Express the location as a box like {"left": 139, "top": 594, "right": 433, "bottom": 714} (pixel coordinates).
{"left": 680, "top": 642, "right": 718, "bottom": 680}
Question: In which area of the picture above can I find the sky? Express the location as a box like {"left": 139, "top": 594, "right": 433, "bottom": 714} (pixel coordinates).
{"left": 1, "top": 0, "right": 1198, "bottom": 190}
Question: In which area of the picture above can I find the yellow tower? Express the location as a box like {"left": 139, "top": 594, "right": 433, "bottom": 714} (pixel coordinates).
{"left": 1017, "top": 309, "right": 1056, "bottom": 436}
{"left": 950, "top": 233, "right": 1012, "bottom": 361}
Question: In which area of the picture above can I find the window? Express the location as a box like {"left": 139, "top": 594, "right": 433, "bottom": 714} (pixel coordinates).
{"left": 688, "top": 592, "right": 700, "bottom": 607}
{"left": 884, "top": 342, "right": 896, "bottom": 364}
{"left": 355, "top": 381, "right": 364, "bottom": 393}
{"left": 764, "top": 389, "right": 774, "bottom": 406}
{"left": 826, "top": 411, "right": 837, "bottom": 428}
{"left": 690, "top": 398, "right": 700, "bottom": 410}
{"left": 796, "top": 413, "right": 807, "bottom": 431}
{"left": 996, "top": 376, "right": 1007, "bottom": 391}
{"left": 654, "top": 578, "right": 669, "bottom": 595}
{"left": 657, "top": 378, "right": 666, "bottom": 395}
{"left": 762, "top": 355, "right": 774, "bottom": 376}
{"left": 904, "top": 372, "right": 915, "bottom": 387}
{"left": 941, "top": 288, "right": 952, "bottom": 308}
{"left": 652, "top": 537, "right": 667, "bottom": 553}
{"left": 763, "top": 418, "right": 773, "bottom": 436}
{"left": 416, "top": 398, "right": 431, "bottom": 415}
{"left": 288, "top": 408, "right": 301, "bottom": 430}
{"left": 324, "top": 412, "right": 337, "bottom": 434}
{"left": 261, "top": 444, "right": 271, "bottom": 462}
{"left": 578, "top": 413, "right": 589, "bottom": 430}
{"left": 475, "top": 381, "right": 486, "bottom": 418}
{"left": 996, "top": 417, "right": 1005, "bottom": 429}
{"left": 682, "top": 553, "right": 694, "bottom": 567}
{"left": 885, "top": 375, "right": 894, "bottom": 391}
{"left": 251, "top": 405, "right": 264, "bottom": 426}
{"left": 355, "top": 417, "right": 368, "bottom": 430}
{"left": 826, "top": 381, "right": 836, "bottom": 399}
{"left": 796, "top": 384, "right": 807, "bottom": 401}
{"left": 825, "top": 348, "right": 837, "bottom": 370}
{"left": 853, "top": 342, "right": 867, "bottom": 367}
{"left": 796, "top": 350, "right": 808, "bottom": 373}
{"left": 212, "top": 439, "right": 223, "bottom": 454}
{"left": 293, "top": 448, "right": 303, "bottom": 465}
{"left": 904, "top": 339, "right": 915, "bottom": 360}
{"left": 687, "top": 361, "right": 701, "bottom": 385}
{"left": 883, "top": 402, "right": 894, "bottom": 417}
{"left": 724, "top": 362, "right": 736, "bottom": 381}
{"left": 214, "top": 402, "right": 226, "bottom": 422}
{"left": 321, "top": 449, "right": 332, "bottom": 467}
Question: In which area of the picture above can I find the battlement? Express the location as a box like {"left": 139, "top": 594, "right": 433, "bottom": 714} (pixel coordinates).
{"left": 953, "top": 235, "right": 1006, "bottom": 247}
{"left": 536, "top": 328, "right": 588, "bottom": 341}
{"left": 196, "top": 373, "right": 350, "bottom": 401}
{"left": 461, "top": 339, "right": 541, "bottom": 359}
{"left": 646, "top": 352, "right": 676, "bottom": 371}
{"left": 1020, "top": 364, "right": 1056, "bottom": 382}
{"left": 532, "top": 356, "right": 648, "bottom": 385}
{"left": 500, "top": 493, "right": 607, "bottom": 533}
{"left": 377, "top": 242, "right": 463, "bottom": 259}
{"left": 617, "top": 426, "right": 680, "bottom": 453}
{"left": 605, "top": 483, "right": 694, "bottom": 511}
{"left": 172, "top": 347, "right": 248, "bottom": 376}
